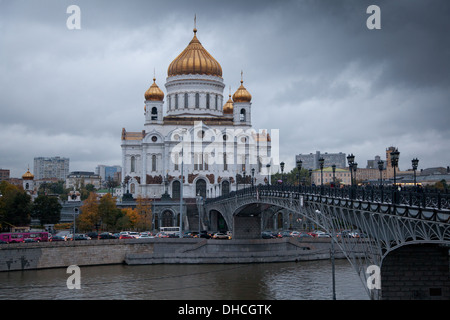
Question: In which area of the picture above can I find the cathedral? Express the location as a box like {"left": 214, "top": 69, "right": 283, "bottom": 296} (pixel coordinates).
{"left": 121, "top": 24, "right": 273, "bottom": 230}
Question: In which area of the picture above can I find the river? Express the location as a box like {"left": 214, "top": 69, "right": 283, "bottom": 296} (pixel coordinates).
{"left": 0, "top": 259, "right": 368, "bottom": 300}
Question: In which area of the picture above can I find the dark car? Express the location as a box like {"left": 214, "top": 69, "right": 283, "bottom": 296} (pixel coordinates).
{"left": 50, "top": 235, "right": 66, "bottom": 242}
{"left": 199, "top": 230, "right": 211, "bottom": 239}
{"left": 98, "top": 232, "right": 116, "bottom": 239}
{"left": 261, "top": 231, "right": 276, "bottom": 239}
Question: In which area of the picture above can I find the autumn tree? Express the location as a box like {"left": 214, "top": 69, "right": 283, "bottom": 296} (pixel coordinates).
{"left": 135, "top": 195, "right": 153, "bottom": 231}
{"left": 77, "top": 192, "right": 99, "bottom": 231}
{"left": 98, "top": 193, "right": 122, "bottom": 231}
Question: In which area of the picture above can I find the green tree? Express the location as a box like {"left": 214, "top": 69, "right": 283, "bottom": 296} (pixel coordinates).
{"left": 0, "top": 181, "right": 32, "bottom": 229}
{"left": 98, "top": 193, "right": 122, "bottom": 231}
{"left": 32, "top": 195, "right": 62, "bottom": 225}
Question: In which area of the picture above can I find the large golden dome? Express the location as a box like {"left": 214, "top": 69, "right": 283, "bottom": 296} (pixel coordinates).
{"left": 145, "top": 78, "right": 164, "bottom": 101}
{"left": 167, "top": 28, "right": 222, "bottom": 78}
{"left": 232, "top": 79, "right": 252, "bottom": 103}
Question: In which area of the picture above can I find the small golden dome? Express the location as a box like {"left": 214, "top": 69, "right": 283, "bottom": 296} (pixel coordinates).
{"left": 223, "top": 94, "right": 234, "bottom": 114}
{"left": 145, "top": 78, "right": 164, "bottom": 101}
{"left": 232, "top": 80, "right": 252, "bottom": 103}
{"left": 22, "top": 169, "right": 34, "bottom": 180}
{"left": 167, "top": 29, "right": 222, "bottom": 78}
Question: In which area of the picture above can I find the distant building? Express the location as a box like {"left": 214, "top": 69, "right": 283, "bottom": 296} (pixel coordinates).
{"left": 33, "top": 157, "right": 69, "bottom": 180}
{"left": 367, "top": 155, "right": 386, "bottom": 170}
{"left": 0, "top": 169, "right": 10, "bottom": 181}
{"left": 95, "top": 165, "right": 122, "bottom": 184}
{"left": 311, "top": 167, "right": 351, "bottom": 185}
{"left": 296, "top": 151, "right": 346, "bottom": 170}
{"left": 65, "top": 171, "right": 101, "bottom": 190}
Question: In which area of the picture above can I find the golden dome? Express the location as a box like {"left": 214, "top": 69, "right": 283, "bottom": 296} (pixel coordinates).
{"left": 22, "top": 169, "right": 34, "bottom": 180}
{"left": 167, "top": 29, "right": 222, "bottom": 78}
{"left": 145, "top": 78, "right": 164, "bottom": 101}
{"left": 232, "top": 80, "right": 252, "bottom": 103}
{"left": 223, "top": 94, "right": 234, "bottom": 114}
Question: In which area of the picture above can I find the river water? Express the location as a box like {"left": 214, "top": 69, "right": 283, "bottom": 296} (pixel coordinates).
{"left": 0, "top": 259, "right": 368, "bottom": 300}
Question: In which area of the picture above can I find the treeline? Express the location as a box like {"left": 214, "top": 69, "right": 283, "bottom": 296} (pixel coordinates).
{"left": 77, "top": 193, "right": 152, "bottom": 232}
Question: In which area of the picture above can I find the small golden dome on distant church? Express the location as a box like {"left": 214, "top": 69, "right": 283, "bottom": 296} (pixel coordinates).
{"left": 145, "top": 78, "right": 164, "bottom": 101}
{"left": 22, "top": 168, "right": 34, "bottom": 180}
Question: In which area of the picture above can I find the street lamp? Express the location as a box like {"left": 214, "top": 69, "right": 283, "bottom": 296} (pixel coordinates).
{"left": 331, "top": 164, "right": 336, "bottom": 187}
{"left": 251, "top": 168, "right": 255, "bottom": 188}
{"left": 280, "top": 162, "right": 285, "bottom": 189}
{"left": 296, "top": 159, "right": 303, "bottom": 192}
{"left": 318, "top": 157, "right": 325, "bottom": 186}
{"left": 347, "top": 154, "right": 355, "bottom": 187}
{"left": 390, "top": 148, "right": 400, "bottom": 187}
{"left": 378, "top": 160, "right": 384, "bottom": 187}
{"left": 266, "top": 163, "right": 271, "bottom": 185}
{"left": 243, "top": 170, "right": 246, "bottom": 189}
{"left": 412, "top": 158, "right": 419, "bottom": 188}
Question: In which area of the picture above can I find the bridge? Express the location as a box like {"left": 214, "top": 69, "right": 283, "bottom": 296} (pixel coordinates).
{"left": 202, "top": 185, "right": 450, "bottom": 300}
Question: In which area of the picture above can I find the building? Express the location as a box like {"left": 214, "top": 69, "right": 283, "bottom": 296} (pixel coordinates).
{"left": 65, "top": 171, "right": 101, "bottom": 190}
{"left": 296, "top": 151, "right": 346, "bottom": 170}
{"left": 33, "top": 157, "right": 69, "bottom": 181}
{"left": 120, "top": 24, "right": 273, "bottom": 230}
{"left": 366, "top": 155, "right": 386, "bottom": 170}
{"left": 0, "top": 169, "right": 10, "bottom": 181}
{"left": 311, "top": 167, "right": 351, "bottom": 186}
{"left": 95, "top": 165, "right": 121, "bottom": 185}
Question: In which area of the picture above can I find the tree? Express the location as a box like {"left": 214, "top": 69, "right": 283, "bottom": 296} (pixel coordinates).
{"left": 0, "top": 181, "right": 32, "bottom": 229}
{"left": 77, "top": 192, "right": 99, "bottom": 231}
{"left": 135, "top": 196, "right": 153, "bottom": 231}
{"left": 32, "top": 195, "right": 62, "bottom": 225}
{"left": 98, "top": 193, "right": 122, "bottom": 231}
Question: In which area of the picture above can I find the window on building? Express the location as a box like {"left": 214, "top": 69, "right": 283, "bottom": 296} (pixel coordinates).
{"left": 174, "top": 153, "right": 179, "bottom": 171}
{"left": 152, "top": 155, "right": 157, "bottom": 172}
{"left": 131, "top": 156, "right": 136, "bottom": 173}
{"left": 151, "top": 107, "right": 157, "bottom": 120}
{"left": 175, "top": 94, "right": 178, "bottom": 109}
{"left": 172, "top": 180, "right": 181, "bottom": 199}
{"left": 184, "top": 93, "right": 188, "bottom": 108}
{"left": 206, "top": 93, "right": 210, "bottom": 109}
{"left": 196, "top": 179, "right": 207, "bottom": 199}
{"left": 195, "top": 93, "right": 200, "bottom": 108}
{"left": 240, "top": 109, "right": 246, "bottom": 122}
{"left": 222, "top": 181, "right": 230, "bottom": 196}
{"left": 223, "top": 153, "right": 228, "bottom": 171}
{"left": 215, "top": 95, "right": 218, "bottom": 110}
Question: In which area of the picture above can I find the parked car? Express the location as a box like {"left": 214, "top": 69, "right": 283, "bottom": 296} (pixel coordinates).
{"left": 50, "top": 235, "right": 66, "bottom": 242}
{"left": 120, "top": 234, "right": 134, "bottom": 239}
{"left": 261, "top": 231, "right": 276, "bottom": 239}
{"left": 73, "top": 234, "right": 91, "bottom": 240}
{"left": 213, "top": 232, "right": 230, "bottom": 239}
{"left": 98, "top": 232, "right": 116, "bottom": 239}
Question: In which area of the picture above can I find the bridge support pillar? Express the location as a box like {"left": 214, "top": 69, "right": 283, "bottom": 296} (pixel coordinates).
{"left": 233, "top": 215, "right": 261, "bottom": 239}
{"left": 381, "top": 244, "right": 450, "bottom": 300}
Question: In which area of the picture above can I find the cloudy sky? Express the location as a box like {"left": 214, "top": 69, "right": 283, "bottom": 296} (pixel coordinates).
{"left": 1, "top": 0, "right": 449, "bottom": 178}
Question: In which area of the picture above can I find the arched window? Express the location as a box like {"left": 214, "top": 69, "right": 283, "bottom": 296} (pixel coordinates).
{"left": 131, "top": 156, "right": 136, "bottom": 173}
{"left": 195, "top": 93, "right": 200, "bottom": 108}
{"left": 206, "top": 93, "right": 210, "bottom": 109}
{"left": 130, "top": 183, "right": 135, "bottom": 194}
{"left": 240, "top": 109, "right": 246, "bottom": 122}
{"left": 184, "top": 93, "right": 188, "bottom": 108}
{"left": 152, "top": 155, "right": 157, "bottom": 172}
{"left": 151, "top": 107, "right": 157, "bottom": 120}
{"left": 215, "top": 95, "right": 218, "bottom": 110}
{"left": 175, "top": 94, "right": 179, "bottom": 109}
{"left": 161, "top": 210, "right": 173, "bottom": 227}
{"left": 222, "top": 181, "right": 230, "bottom": 196}
{"left": 196, "top": 179, "right": 207, "bottom": 199}
{"left": 172, "top": 180, "right": 181, "bottom": 199}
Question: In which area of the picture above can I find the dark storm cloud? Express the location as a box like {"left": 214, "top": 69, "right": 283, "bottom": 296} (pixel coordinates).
{"left": 0, "top": 0, "right": 449, "bottom": 177}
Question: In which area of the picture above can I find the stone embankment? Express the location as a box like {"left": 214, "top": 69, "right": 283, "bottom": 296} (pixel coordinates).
{"left": 0, "top": 237, "right": 362, "bottom": 272}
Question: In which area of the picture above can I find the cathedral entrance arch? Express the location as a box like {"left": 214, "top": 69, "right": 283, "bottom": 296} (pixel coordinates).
{"left": 222, "top": 180, "right": 230, "bottom": 196}
{"left": 196, "top": 179, "right": 207, "bottom": 199}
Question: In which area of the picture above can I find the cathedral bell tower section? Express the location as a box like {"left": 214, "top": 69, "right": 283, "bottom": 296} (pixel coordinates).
{"left": 144, "top": 77, "right": 164, "bottom": 125}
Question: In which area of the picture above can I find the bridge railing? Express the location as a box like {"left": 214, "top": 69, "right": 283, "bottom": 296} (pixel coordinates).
{"left": 205, "top": 184, "right": 450, "bottom": 211}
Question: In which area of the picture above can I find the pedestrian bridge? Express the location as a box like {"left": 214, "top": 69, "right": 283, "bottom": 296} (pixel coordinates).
{"left": 202, "top": 185, "right": 450, "bottom": 300}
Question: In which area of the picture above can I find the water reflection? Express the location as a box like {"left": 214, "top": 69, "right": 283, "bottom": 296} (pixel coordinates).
{"left": 0, "top": 260, "right": 368, "bottom": 300}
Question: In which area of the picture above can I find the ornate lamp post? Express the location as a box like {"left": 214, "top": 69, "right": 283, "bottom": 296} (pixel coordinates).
{"left": 266, "top": 163, "right": 271, "bottom": 185}
{"left": 251, "top": 168, "right": 255, "bottom": 188}
{"left": 280, "top": 161, "right": 285, "bottom": 190}
{"left": 331, "top": 164, "right": 336, "bottom": 187}
{"left": 378, "top": 160, "right": 384, "bottom": 187}
{"left": 347, "top": 154, "right": 355, "bottom": 187}
{"left": 318, "top": 157, "right": 325, "bottom": 186}
{"left": 296, "top": 159, "right": 303, "bottom": 192}
{"left": 412, "top": 158, "right": 419, "bottom": 188}
{"left": 390, "top": 148, "right": 400, "bottom": 186}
